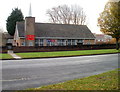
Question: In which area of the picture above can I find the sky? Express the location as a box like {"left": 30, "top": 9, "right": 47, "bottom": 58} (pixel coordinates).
{"left": 0, "top": 0, "right": 109, "bottom": 33}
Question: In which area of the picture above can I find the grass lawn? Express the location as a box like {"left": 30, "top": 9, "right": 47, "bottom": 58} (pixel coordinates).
{"left": 16, "top": 49, "right": 119, "bottom": 59}
{"left": 0, "top": 53, "right": 13, "bottom": 59}
{"left": 17, "top": 69, "right": 119, "bottom": 91}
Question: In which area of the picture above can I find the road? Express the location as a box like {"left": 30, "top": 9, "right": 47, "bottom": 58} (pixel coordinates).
{"left": 2, "top": 54, "right": 119, "bottom": 90}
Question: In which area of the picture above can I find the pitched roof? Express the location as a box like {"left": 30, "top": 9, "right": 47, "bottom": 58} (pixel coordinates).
{"left": 16, "top": 22, "right": 95, "bottom": 39}
{"left": 3, "top": 32, "right": 13, "bottom": 39}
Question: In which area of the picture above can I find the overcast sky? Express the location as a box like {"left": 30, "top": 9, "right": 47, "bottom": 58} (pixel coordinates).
{"left": 0, "top": 0, "right": 109, "bottom": 33}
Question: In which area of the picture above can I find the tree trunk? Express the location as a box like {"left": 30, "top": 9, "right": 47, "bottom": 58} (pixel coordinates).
{"left": 116, "top": 38, "right": 119, "bottom": 50}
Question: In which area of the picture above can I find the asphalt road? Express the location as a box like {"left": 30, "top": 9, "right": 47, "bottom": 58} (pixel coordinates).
{"left": 2, "top": 54, "right": 119, "bottom": 90}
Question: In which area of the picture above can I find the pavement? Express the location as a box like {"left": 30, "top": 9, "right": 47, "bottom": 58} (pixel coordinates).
{"left": 2, "top": 53, "right": 119, "bottom": 90}
{"left": 7, "top": 50, "right": 21, "bottom": 59}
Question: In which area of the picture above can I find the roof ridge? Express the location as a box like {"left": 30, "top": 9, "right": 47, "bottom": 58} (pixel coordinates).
{"left": 35, "top": 22, "right": 86, "bottom": 26}
{"left": 16, "top": 21, "right": 87, "bottom": 26}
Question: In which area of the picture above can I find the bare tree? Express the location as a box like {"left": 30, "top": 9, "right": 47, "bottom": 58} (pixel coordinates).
{"left": 46, "top": 4, "right": 86, "bottom": 25}
{"left": 71, "top": 5, "right": 86, "bottom": 25}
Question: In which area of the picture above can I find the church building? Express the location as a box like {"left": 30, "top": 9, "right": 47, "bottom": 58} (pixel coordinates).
{"left": 14, "top": 5, "right": 95, "bottom": 46}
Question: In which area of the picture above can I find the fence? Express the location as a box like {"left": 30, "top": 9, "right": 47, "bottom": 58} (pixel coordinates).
{"left": 0, "top": 44, "right": 116, "bottom": 53}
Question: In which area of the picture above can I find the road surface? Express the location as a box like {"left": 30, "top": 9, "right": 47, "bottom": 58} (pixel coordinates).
{"left": 2, "top": 54, "right": 119, "bottom": 90}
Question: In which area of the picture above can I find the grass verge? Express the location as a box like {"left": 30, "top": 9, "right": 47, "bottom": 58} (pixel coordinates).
{"left": 17, "top": 69, "right": 119, "bottom": 91}
{"left": 0, "top": 53, "right": 13, "bottom": 59}
{"left": 16, "top": 49, "right": 119, "bottom": 59}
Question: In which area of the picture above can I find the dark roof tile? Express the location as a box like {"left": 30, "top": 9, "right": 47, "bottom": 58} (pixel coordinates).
{"left": 16, "top": 22, "right": 95, "bottom": 39}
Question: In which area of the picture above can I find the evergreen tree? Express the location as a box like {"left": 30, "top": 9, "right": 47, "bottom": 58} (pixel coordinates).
{"left": 6, "top": 8, "right": 24, "bottom": 36}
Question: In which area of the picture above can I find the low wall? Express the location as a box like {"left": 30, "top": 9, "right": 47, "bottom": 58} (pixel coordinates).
{"left": 0, "top": 46, "right": 7, "bottom": 53}
{"left": 0, "top": 44, "right": 116, "bottom": 53}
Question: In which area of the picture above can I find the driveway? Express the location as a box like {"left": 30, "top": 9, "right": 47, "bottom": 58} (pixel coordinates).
{"left": 2, "top": 54, "right": 118, "bottom": 90}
